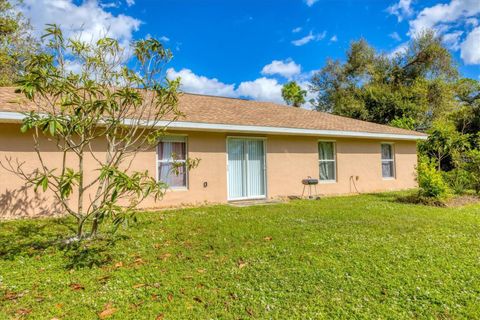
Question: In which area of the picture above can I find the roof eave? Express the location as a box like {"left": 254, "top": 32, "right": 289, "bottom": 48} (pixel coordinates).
{"left": 0, "top": 111, "right": 428, "bottom": 141}
{"left": 153, "top": 120, "right": 428, "bottom": 140}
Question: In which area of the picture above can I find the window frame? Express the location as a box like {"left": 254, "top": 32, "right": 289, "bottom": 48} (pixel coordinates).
{"left": 381, "top": 142, "right": 396, "bottom": 179}
{"left": 156, "top": 135, "right": 189, "bottom": 190}
{"left": 318, "top": 140, "right": 337, "bottom": 183}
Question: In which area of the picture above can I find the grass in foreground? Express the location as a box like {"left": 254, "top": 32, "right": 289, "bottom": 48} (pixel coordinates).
{"left": 1, "top": 192, "right": 480, "bottom": 319}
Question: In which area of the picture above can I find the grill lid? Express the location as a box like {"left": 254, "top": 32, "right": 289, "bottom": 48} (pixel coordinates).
{"left": 302, "top": 178, "right": 319, "bottom": 185}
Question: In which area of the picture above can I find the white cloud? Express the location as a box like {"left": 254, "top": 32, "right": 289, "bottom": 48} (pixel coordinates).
{"left": 292, "top": 30, "right": 326, "bottom": 46}
{"left": 442, "top": 30, "right": 463, "bottom": 50}
{"left": 126, "top": 0, "right": 135, "bottom": 6}
{"left": 408, "top": 0, "right": 480, "bottom": 36}
{"left": 466, "top": 17, "right": 479, "bottom": 27}
{"left": 160, "top": 36, "right": 170, "bottom": 42}
{"left": 64, "top": 59, "right": 83, "bottom": 73}
{"left": 167, "top": 68, "right": 284, "bottom": 103}
{"left": 101, "top": 2, "right": 120, "bottom": 9}
{"left": 167, "top": 67, "right": 320, "bottom": 108}
{"left": 403, "top": 0, "right": 480, "bottom": 65}
{"left": 292, "top": 32, "right": 315, "bottom": 46}
{"left": 292, "top": 27, "right": 302, "bottom": 33}
{"left": 389, "top": 31, "right": 402, "bottom": 41}
{"left": 387, "top": 0, "right": 414, "bottom": 22}
{"left": 387, "top": 42, "right": 409, "bottom": 58}
{"left": 329, "top": 35, "right": 338, "bottom": 42}
{"left": 237, "top": 77, "right": 284, "bottom": 103}
{"left": 304, "top": 0, "right": 318, "bottom": 7}
{"left": 296, "top": 81, "right": 315, "bottom": 108}
{"left": 315, "top": 31, "right": 327, "bottom": 40}
{"left": 261, "top": 59, "right": 301, "bottom": 78}
{"left": 166, "top": 68, "right": 237, "bottom": 97}
{"left": 21, "top": 0, "right": 141, "bottom": 47}
{"left": 460, "top": 26, "right": 480, "bottom": 64}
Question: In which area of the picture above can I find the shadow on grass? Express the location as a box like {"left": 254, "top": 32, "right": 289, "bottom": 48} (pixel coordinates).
{"left": 365, "top": 190, "right": 449, "bottom": 207}
{"left": 61, "top": 236, "right": 128, "bottom": 269}
{"left": 0, "top": 220, "right": 62, "bottom": 259}
{"left": 0, "top": 219, "right": 128, "bottom": 269}
{"left": 363, "top": 191, "right": 412, "bottom": 202}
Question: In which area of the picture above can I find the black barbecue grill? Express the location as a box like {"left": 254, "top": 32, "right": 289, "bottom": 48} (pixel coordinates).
{"left": 301, "top": 176, "right": 319, "bottom": 199}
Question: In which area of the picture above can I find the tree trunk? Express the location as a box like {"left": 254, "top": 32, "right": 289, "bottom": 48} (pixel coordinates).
{"left": 91, "top": 215, "right": 99, "bottom": 237}
{"left": 437, "top": 152, "right": 442, "bottom": 171}
{"left": 77, "top": 218, "right": 84, "bottom": 238}
{"left": 77, "top": 147, "right": 85, "bottom": 238}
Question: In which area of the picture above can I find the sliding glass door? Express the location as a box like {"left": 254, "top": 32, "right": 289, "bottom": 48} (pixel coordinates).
{"left": 227, "top": 138, "right": 266, "bottom": 200}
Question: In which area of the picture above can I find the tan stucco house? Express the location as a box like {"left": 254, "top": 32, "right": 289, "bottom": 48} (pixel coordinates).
{"left": 0, "top": 87, "right": 427, "bottom": 218}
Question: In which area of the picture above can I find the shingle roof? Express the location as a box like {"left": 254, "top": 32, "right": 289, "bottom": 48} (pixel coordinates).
{"left": 0, "top": 87, "right": 426, "bottom": 138}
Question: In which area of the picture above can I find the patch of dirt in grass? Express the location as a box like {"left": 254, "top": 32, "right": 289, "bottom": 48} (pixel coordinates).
{"left": 396, "top": 194, "right": 447, "bottom": 207}
{"left": 445, "top": 195, "right": 480, "bottom": 207}
{"left": 397, "top": 194, "right": 480, "bottom": 207}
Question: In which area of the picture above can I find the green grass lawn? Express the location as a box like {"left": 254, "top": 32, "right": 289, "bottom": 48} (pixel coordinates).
{"left": 1, "top": 192, "right": 480, "bottom": 319}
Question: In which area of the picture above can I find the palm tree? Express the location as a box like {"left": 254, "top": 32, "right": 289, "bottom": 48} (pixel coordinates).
{"left": 281, "top": 81, "right": 307, "bottom": 107}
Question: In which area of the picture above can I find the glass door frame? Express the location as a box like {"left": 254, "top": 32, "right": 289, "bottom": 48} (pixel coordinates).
{"left": 226, "top": 136, "right": 267, "bottom": 201}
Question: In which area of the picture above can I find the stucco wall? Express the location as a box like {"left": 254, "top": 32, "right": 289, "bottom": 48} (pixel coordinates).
{"left": 0, "top": 124, "right": 418, "bottom": 219}
{"left": 142, "top": 131, "right": 228, "bottom": 208}
{"left": 267, "top": 135, "right": 417, "bottom": 197}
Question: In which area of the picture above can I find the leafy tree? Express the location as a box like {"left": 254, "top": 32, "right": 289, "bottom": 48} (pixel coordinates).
{"left": 390, "top": 116, "right": 416, "bottom": 130}
{"left": 310, "top": 31, "right": 458, "bottom": 130}
{"left": 420, "top": 78, "right": 480, "bottom": 195}
{"left": 395, "top": 30, "right": 457, "bottom": 81}
{"left": 451, "top": 78, "right": 480, "bottom": 139}
{"left": 419, "top": 121, "right": 470, "bottom": 171}
{"left": 442, "top": 167, "right": 472, "bottom": 195}
{"left": 1, "top": 25, "right": 197, "bottom": 239}
{"left": 309, "top": 28, "right": 479, "bottom": 197}
{"left": 464, "top": 149, "right": 480, "bottom": 194}
{"left": 0, "top": 0, "right": 38, "bottom": 86}
{"left": 281, "top": 81, "right": 306, "bottom": 107}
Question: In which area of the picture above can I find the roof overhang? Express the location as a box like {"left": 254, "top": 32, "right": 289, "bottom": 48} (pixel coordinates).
{"left": 0, "top": 111, "right": 428, "bottom": 141}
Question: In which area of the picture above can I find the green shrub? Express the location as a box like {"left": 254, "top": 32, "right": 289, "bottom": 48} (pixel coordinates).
{"left": 443, "top": 168, "right": 472, "bottom": 195}
{"left": 417, "top": 157, "right": 450, "bottom": 199}
{"left": 464, "top": 149, "right": 480, "bottom": 194}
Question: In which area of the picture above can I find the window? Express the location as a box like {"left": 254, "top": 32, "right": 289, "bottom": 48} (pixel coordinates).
{"left": 318, "top": 141, "right": 336, "bottom": 181}
{"left": 381, "top": 143, "right": 395, "bottom": 178}
{"left": 157, "top": 137, "right": 187, "bottom": 188}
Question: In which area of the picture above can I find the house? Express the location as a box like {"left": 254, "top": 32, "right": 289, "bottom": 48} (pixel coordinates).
{"left": 0, "top": 87, "right": 427, "bottom": 218}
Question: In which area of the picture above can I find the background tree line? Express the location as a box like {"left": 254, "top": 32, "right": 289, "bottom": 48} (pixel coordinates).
{"left": 0, "top": 0, "right": 38, "bottom": 86}
{"left": 281, "top": 31, "right": 479, "bottom": 201}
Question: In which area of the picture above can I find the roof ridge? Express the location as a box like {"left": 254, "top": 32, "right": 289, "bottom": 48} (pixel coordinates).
{"left": 181, "top": 92, "right": 251, "bottom": 102}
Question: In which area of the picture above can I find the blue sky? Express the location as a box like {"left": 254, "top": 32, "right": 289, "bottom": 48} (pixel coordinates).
{"left": 21, "top": 0, "right": 480, "bottom": 105}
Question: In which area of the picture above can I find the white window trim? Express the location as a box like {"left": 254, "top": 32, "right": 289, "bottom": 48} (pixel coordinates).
{"left": 156, "top": 136, "right": 189, "bottom": 190}
{"left": 381, "top": 143, "right": 396, "bottom": 180}
{"left": 318, "top": 140, "right": 337, "bottom": 183}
